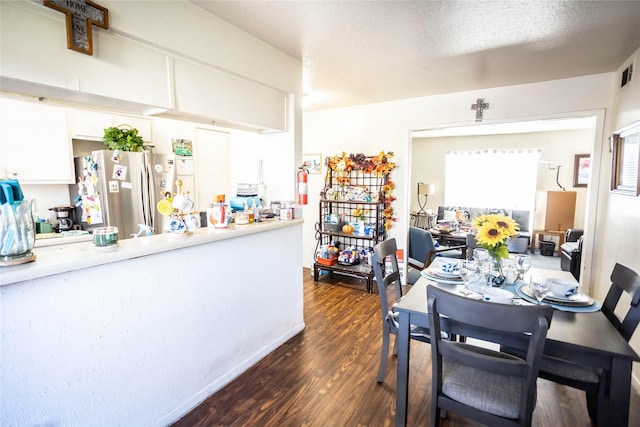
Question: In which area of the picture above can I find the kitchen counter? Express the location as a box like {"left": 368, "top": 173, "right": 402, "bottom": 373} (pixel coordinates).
{"left": 1, "top": 219, "right": 302, "bottom": 286}
{"left": 1, "top": 218, "right": 304, "bottom": 426}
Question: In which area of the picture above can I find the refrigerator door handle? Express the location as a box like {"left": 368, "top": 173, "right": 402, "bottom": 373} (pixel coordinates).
{"left": 141, "top": 153, "right": 154, "bottom": 230}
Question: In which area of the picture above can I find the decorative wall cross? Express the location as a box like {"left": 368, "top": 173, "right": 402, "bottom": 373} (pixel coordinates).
{"left": 471, "top": 98, "right": 489, "bottom": 122}
{"left": 44, "top": 0, "right": 109, "bottom": 56}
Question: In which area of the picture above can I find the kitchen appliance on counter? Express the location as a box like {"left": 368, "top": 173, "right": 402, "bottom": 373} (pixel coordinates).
{"left": 49, "top": 205, "right": 75, "bottom": 232}
{"left": 229, "top": 183, "right": 261, "bottom": 212}
{"left": 69, "top": 150, "right": 195, "bottom": 240}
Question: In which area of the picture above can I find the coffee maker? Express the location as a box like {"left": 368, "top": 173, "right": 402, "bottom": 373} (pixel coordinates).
{"left": 49, "top": 206, "right": 75, "bottom": 233}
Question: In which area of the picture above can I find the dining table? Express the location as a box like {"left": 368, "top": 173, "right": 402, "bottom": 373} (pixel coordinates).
{"left": 394, "top": 266, "right": 640, "bottom": 426}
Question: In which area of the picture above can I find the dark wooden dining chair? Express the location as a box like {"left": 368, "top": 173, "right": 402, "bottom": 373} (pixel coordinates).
{"left": 537, "top": 262, "right": 640, "bottom": 425}
{"left": 427, "top": 285, "right": 553, "bottom": 427}
{"left": 371, "top": 238, "right": 431, "bottom": 383}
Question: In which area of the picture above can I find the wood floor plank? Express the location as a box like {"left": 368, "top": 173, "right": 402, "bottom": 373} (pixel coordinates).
{"left": 172, "top": 269, "right": 639, "bottom": 426}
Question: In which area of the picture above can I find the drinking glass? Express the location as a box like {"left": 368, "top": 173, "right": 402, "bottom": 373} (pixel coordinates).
{"left": 501, "top": 258, "right": 518, "bottom": 285}
{"left": 459, "top": 260, "right": 476, "bottom": 295}
{"left": 530, "top": 276, "right": 550, "bottom": 305}
{"left": 514, "top": 254, "right": 531, "bottom": 282}
{"left": 473, "top": 248, "right": 490, "bottom": 278}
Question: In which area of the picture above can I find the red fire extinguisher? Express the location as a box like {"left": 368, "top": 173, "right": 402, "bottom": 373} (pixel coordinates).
{"left": 297, "top": 165, "right": 308, "bottom": 205}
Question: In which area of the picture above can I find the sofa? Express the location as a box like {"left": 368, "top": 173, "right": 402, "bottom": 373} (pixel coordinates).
{"left": 436, "top": 206, "right": 531, "bottom": 254}
{"left": 561, "top": 229, "right": 583, "bottom": 280}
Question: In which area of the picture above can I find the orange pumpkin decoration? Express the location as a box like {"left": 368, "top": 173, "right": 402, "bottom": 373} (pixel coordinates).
{"left": 342, "top": 223, "right": 354, "bottom": 234}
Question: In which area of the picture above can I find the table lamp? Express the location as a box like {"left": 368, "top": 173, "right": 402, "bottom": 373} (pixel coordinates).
{"left": 416, "top": 182, "right": 435, "bottom": 214}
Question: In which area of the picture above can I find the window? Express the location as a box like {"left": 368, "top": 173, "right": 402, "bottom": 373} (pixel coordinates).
{"left": 444, "top": 148, "right": 541, "bottom": 210}
{"left": 611, "top": 120, "right": 640, "bottom": 196}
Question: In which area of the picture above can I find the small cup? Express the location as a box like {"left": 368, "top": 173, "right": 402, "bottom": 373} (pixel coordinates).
{"left": 548, "top": 278, "right": 578, "bottom": 298}
{"left": 164, "top": 216, "right": 186, "bottom": 233}
{"left": 438, "top": 258, "right": 459, "bottom": 274}
{"left": 172, "top": 194, "right": 194, "bottom": 212}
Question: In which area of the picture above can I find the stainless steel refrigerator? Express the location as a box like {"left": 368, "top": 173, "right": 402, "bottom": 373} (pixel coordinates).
{"left": 70, "top": 150, "right": 186, "bottom": 239}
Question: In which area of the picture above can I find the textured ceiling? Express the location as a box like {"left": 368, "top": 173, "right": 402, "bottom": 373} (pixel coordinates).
{"left": 190, "top": 0, "right": 640, "bottom": 111}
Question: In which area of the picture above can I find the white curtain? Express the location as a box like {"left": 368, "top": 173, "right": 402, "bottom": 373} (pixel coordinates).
{"left": 444, "top": 148, "right": 541, "bottom": 211}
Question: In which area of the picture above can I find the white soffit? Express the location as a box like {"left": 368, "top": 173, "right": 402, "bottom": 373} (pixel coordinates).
{"left": 412, "top": 117, "right": 595, "bottom": 138}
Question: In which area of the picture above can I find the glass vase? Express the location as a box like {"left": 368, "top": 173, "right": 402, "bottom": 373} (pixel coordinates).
{"left": 486, "top": 255, "right": 506, "bottom": 288}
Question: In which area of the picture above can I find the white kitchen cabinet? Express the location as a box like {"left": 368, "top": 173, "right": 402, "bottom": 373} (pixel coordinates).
{"left": 109, "top": 116, "right": 153, "bottom": 142}
{"left": 173, "top": 58, "right": 287, "bottom": 132}
{"left": 69, "top": 109, "right": 112, "bottom": 140}
{"left": 0, "top": 97, "right": 74, "bottom": 184}
{"left": 0, "top": 1, "right": 68, "bottom": 90}
{"left": 1, "top": 2, "right": 170, "bottom": 113}
{"left": 65, "top": 32, "right": 171, "bottom": 109}
{"left": 70, "top": 110, "right": 153, "bottom": 143}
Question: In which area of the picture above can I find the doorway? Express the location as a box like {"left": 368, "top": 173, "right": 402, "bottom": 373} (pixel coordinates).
{"left": 408, "top": 112, "right": 604, "bottom": 289}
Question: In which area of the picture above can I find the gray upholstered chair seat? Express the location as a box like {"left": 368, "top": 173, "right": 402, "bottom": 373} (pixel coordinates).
{"left": 443, "top": 344, "right": 526, "bottom": 419}
{"left": 387, "top": 309, "right": 431, "bottom": 339}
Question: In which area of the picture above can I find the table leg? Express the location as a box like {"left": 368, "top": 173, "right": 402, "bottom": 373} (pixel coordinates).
{"left": 607, "top": 358, "right": 632, "bottom": 426}
{"left": 396, "top": 311, "right": 410, "bottom": 427}
{"left": 530, "top": 232, "right": 538, "bottom": 254}
{"left": 557, "top": 233, "right": 565, "bottom": 257}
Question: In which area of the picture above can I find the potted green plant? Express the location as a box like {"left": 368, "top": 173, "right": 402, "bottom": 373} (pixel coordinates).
{"left": 103, "top": 125, "right": 149, "bottom": 152}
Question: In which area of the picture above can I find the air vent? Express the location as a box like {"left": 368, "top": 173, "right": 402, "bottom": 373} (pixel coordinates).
{"left": 620, "top": 61, "right": 634, "bottom": 89}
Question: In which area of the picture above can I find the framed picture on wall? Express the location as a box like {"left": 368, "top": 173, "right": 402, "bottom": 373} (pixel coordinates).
{"left": 303, "top": 153, "right": 322, "bottom": 174}
{"left": 573, "top": 154, "right": 591, "bottom": 187}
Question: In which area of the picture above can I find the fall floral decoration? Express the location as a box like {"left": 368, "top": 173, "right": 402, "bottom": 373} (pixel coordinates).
{"left": 326, "top": 151, "right": 395, "bottom": 176}
{"left": 353, "top": 206, "right": 369, "bottom": 221}
{"left": 325, "top": 151, "right": 396, "bottom": 230}
{"left": 381, "top": 180, "right": 397, "bottom": 231}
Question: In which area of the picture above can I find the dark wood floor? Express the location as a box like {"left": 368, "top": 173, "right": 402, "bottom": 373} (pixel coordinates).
{"left": 173, "top": 269, "right": 639, "bottom": 427}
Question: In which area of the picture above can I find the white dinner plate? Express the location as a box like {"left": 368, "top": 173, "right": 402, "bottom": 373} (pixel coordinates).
{"left": 433, "top": 269, "right": 461, "bottom": 278}
{"left": 421, "top": 269, "right": 464, "bottom": 284}
{"left": 519, "top": 284, "right": 594, "bottom": 307}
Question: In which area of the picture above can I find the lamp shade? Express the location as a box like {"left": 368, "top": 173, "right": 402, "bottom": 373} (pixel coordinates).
{"left": 418, "top": 183, "right": 435, "bottom": 196}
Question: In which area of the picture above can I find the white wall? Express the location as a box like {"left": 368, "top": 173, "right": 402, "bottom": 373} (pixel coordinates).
{"left": 1, "top": 225, "right": 304, "bottom": 426}
{"left": 593, "top": 46, "right": 640, "bottom": 384}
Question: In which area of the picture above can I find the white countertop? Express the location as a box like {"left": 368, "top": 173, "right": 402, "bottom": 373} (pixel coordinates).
{"left": 1, "top": 219, "right": 303, "bottom": 286}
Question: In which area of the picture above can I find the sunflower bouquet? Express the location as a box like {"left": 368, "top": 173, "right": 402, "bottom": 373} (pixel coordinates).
{"left": 472, "top": 214, "right": 520, "bottom": 260}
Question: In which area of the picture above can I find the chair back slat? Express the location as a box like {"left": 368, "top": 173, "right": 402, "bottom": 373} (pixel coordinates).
{"left": 602, "top": 263, "right": 640, "bottom": 342}
{"left": 372, "top": 239, "right": 403, "bottom": 317}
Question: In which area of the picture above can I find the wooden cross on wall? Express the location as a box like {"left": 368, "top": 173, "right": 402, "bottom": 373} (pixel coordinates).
{"left": 44, "top": 0, "right": 109, "bottom": 56}
{"left": 471, "top": 98, "right": 489, "bottom": 122}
